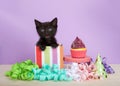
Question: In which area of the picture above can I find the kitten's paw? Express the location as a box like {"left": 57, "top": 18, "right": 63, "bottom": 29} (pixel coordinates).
{"left": 51, "top": 43, "right": 58, "bottom": 48}
{"left": 40, "top": 45, "right": 46, "bottom": 51}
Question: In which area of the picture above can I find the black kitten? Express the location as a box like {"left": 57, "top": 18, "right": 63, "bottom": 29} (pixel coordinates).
{"left": 34, "top": 18, "right": 58, "bottom": 51}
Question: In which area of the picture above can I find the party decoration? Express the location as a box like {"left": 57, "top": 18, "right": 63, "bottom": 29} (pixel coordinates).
{"left": 65, "top": 62, "right": 99, "bottom": 81}
{"left": 71, "top": 37, "right": 87, "bottom": 58}
{"left": 5, "top": 60, "right": 39, "bottom": 80}
{"left": 102, "top": 57, "right": 115, "bottom": 74}
{"left": 32, "top": 64, "right": 72, "bottom": 81}
{"left": 35, "top": 45, "right": 64, "bottom": 69}
{"left": 64, "top": 55, "right": 91, "bottom": 63}
{"left": 95, "top": 54, "right": 107, "bottom": 78}
{"left": 71, "top": 37, "right": 85, "bottom": 48}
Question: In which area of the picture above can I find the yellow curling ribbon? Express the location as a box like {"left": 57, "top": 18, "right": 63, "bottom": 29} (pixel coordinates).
{"left": 5, "top": 59, "right": 39, "bottom": 80}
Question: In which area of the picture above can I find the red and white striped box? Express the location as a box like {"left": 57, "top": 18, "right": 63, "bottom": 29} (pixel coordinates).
{"left": 35, "top": 45, "right": 64, "bottom": 69}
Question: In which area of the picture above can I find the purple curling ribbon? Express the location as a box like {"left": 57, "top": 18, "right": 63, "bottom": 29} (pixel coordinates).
{"left": 102, "top": 57, "right": 115, "bottom": 74}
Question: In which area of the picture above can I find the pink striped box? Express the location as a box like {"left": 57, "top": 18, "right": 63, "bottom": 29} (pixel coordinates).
{"left": 35, "top": 45, "right": 64, "bottom": 69}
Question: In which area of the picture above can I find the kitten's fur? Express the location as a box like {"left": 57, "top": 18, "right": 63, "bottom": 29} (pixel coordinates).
{"left": 34, "top": 18, "right": 58, "bottom": 51}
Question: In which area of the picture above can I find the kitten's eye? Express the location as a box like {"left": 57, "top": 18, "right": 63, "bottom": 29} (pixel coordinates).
{"left": 41, "top": 29, "right": 45, "bottom": 32}
{"left": 48, "top": 28, "right": 52, "bottom": 31}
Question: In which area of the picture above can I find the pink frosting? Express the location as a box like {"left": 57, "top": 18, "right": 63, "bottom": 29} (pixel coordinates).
{"left": 71, "top": 37, "right": 85, "bottom": 49}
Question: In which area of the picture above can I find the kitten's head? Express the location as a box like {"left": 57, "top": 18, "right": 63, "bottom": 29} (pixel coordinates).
{"left": 34, "top": 18, "right": 57, "bottom": 38}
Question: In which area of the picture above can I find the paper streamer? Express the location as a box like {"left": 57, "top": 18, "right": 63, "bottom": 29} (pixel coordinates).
{"left": 5, "top": 60, "right": 39, "bottom": 80}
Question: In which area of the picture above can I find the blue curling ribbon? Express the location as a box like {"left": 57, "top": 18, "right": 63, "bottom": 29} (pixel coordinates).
{"left": 59, "top": 74, "right": 65, "bottom": 81}
{"left": 32, "top": 64, "right": 72, "bottom": 81}
{"left": 52, "top": 64, "right": 59, "bottom": 73}
{"left": 39, "top": 75, "right": 46, "bottom": 81}
{"left": 47, "top": 74, "right": 53, "bottom": 80}
{"left": 34, "top": 74, "right": 40, "bottom": 80}
{"left": 32, "top": 68, "right": 41, "bottom": 74}
{"left": 53, "top": 75, "right": 59, "bottom": 81}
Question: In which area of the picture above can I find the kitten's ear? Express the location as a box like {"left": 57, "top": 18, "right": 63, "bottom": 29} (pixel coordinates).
{"left": 51, "top": 17, "right": 57, "bottom": 26}
{"left": 34, "top": 19, "right": 41, "bottom": 27}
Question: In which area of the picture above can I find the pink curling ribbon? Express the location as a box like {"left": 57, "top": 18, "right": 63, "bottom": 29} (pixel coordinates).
{"left": 65, "top": 62, "right": 99, "bottom": 81}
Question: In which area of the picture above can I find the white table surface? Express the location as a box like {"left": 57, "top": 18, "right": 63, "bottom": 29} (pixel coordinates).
{"left": 0, "top": 64, "right": 120, "bottom": 86}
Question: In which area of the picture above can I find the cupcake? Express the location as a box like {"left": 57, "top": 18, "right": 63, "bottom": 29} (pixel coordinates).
{"left": 71, "top": 37, "right": 87, "bottom": 58}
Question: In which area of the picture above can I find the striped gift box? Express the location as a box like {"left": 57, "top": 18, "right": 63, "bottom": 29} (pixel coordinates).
{"left": 35, "top": 45, "right": 64, "bottom": 69}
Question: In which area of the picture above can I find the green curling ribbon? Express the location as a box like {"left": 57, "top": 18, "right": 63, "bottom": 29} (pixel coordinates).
{"left": 5, "top": 59, "right": 39, "bottom": 80}
{"left": 32, "top": 64, "right": 72, "bottom": 81}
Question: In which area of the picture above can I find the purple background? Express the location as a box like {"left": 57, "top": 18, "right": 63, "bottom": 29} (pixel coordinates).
{"left": 0, "top": 0, "right": 120, "bottom": 64}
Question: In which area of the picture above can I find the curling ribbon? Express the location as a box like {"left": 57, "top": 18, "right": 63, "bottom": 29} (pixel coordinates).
{"left": 5, "top": 59, "right": 39, "bottom": 80}
{"left": 32, "top": 64, "right": 72, "bottom": 81}
{"left": 102, "top": 57, "right": 115, "bottom": 74}
{"left": 65, "top": 62, "right": 99, "bottom": 81}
